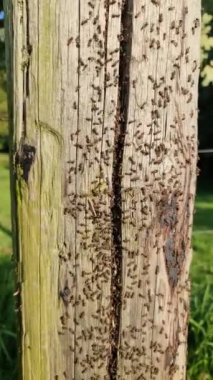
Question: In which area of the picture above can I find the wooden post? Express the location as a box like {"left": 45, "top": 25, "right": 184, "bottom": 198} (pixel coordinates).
{"left": 5, "top": 0, "right": 200, "bottom": 379}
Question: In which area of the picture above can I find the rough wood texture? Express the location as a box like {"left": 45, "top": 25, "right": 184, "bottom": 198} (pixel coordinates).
{"left": 5, "top": 0, "right": 200, "bottom": 379}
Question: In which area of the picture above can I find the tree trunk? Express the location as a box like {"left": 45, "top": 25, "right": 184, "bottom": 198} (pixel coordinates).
{"left": 5, "top": 0, "right": 200, "bottom": 379}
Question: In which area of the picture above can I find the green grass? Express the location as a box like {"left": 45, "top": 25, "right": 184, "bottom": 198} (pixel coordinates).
{"left": 189, "top": 232, "right": 213, "bottom": 380}
{"left": 188, "top": 181, "right": 213, "bottom": 380}
{"left": 0, "top": 153, "right": 17, "bottom": 379}
{"left": 0, "top": 256, "right": 17, "bottom": 380}
{"left": 0, "top": 154, "right": 11, "bottom": 255}
{"left": 194, "top": 184, "right": 213, "bottom": 231}
{"left": 0, "top": 69, "right": 8, "bottom": 152}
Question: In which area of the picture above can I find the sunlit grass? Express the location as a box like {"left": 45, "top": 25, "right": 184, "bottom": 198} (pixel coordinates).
{"left": 188, "top": 232, "right": 213, "bottom": 379}
{"left": 188, "top": 185, "right": 213, "bottom": 379}
{"left": 0, "top": 153, "right": 16, "bottom": 379}
{"left": 0, "top": 69, "right": 8, "bottom": 152}
{"left": 0, "top": 153, "right": 11, "bottom": 256}
{"left": 0, "top": 255, "right": 17, "bottom": 380}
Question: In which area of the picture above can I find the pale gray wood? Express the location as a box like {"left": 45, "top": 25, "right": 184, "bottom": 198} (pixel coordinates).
{"left": 5, "top": 0, "right": 200, "bottom": 379}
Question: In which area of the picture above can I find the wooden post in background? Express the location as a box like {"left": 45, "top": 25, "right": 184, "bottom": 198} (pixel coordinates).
{"left": 5, "top": 0, "right": 200, "bottom": 379}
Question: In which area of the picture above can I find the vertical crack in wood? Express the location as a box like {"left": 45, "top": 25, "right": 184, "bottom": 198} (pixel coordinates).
{"left": 109, "top": 1, "right": 133, "bottom": 378}
{"left": 37, "top": 1, "right": 42, "bottom": 375}
{"left": 25, "top": 0, "right": 31, "bottom": 97}
{"left": 99, "top": 0, "right": 110, "bottom": 176}
{"left": 74, "top": 0, "right": 81, "bottom": 377}
{"left": 22, "top": 0, "right": 32, "bottom": 139}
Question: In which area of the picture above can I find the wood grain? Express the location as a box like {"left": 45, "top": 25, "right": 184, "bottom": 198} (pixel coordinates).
{"left": 5, "top": 0, "right": 200, "bottom": 379}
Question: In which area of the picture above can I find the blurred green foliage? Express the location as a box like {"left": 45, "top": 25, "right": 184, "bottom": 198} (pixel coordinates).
{"left": 0, "top": 154, "right": 17, "bottom": 380}
{"left": 0, "top": 255, "right": 17, "bottom": 380}
{"left": 187, "top": 184, "right": 213, "bottom": 379}
{"left": 198, "top": 0, "right": 213, "bottom": 178}
{"left": 0, "top": 68, "right": 8, "bottom": 152}
{"left": 198, "top": 6, "right": 213, "bottom": 176}
{"left": 0, "top": 36, "right": 8, "bottom": 152}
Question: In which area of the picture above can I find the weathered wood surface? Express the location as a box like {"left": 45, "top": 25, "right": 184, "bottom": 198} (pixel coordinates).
{"left": 5, "top": 0, "right": 200, "bottom": 379}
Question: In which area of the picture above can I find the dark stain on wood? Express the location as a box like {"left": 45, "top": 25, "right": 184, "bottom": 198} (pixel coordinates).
{"left": 160, "top": 194, "right": 182, "bottom": 288}
{"left": 16, "top": 144, "right": 36, "bottom": 183}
